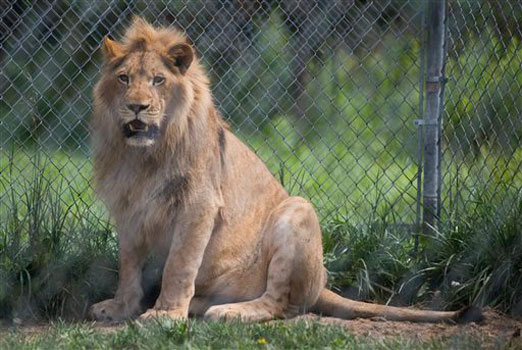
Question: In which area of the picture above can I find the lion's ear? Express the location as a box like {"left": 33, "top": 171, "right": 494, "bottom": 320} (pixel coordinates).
{"left": 167, "top": 43, "right": 194, "bottom": 75}
{"left": 102, "top": 36, "right": 124, "bottom": 60}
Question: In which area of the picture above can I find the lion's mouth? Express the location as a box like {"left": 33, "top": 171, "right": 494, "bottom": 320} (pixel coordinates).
{"left": 123, "top": 119, "right": 159, "bottom": 139}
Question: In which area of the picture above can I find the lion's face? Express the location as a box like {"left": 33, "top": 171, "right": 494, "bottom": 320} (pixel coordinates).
{"left": 97, "top": 31, "right": 194, "bottom": 147}
{"left": 112, "top": 51, "right": 174, "bottom": 147}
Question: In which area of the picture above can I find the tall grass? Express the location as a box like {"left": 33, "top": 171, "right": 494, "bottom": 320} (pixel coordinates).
{"left": 424, "top": 190, "right": 522, "bottom": 313}
{"left": 323, "top": 186, "right": 522, "bottom": 314}
{"left": 0, "top": 152, "right": 117, "bottom": 320}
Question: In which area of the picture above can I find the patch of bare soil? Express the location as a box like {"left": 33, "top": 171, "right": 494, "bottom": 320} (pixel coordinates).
{"left": 293, "top": 308, "right": 522, "bottom": 346}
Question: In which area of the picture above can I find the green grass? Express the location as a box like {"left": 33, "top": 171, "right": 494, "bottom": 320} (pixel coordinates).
{"left": 0, "top": 150, "right": 117, "bottom": 320}
{"left": 0, "top": 319, "right": 496, "bottom": 350}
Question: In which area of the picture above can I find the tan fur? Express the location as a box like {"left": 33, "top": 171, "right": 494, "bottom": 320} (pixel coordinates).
{"left": 89, "top": 18, "right": 476, "bottom": 324}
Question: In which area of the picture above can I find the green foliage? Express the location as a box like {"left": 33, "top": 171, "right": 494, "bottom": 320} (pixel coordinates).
{"left": 322, "top": 186, "right": 522, "bottom": 314}
{"left": 2, "top": 5, "right": 519, "bottom": 159}
{"left": 422, "top": 190, "right": 522, "bottom": 313}
{"left": 445, "top": 34, "right": 522, "bottom": 154}
{"left": 323, "top": 214, "right": 416, "bottom": 305}
{"left": 0, "top": 152, "right": 117, "bottom": 320}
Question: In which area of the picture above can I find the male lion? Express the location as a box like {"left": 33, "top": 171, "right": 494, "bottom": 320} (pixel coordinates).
{"left": 90, "top": 18, "right": 480, "bottom": 323}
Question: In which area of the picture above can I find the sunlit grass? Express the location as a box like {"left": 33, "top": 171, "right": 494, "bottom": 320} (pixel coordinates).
{"left": 0, "top": 319, "right": 494, "bottom": 350}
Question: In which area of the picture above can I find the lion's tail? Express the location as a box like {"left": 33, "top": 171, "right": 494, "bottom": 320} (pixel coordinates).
{"left": 312, "top": 289, "right": 483, "bottom": 323}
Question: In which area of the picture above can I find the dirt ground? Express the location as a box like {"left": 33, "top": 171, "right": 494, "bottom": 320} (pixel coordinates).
{"left": 292, "top": 308, "right": 522, "bottom": 346}
{"left": 2, "top": 308, "right": 521, "bottom": 347}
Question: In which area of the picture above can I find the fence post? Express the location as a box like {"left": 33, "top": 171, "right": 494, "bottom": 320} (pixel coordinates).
{"left": 422, "top": 0, "right": 447, "bottom": 235}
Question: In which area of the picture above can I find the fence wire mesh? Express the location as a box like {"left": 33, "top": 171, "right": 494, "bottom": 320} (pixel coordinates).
{"left": 442, "top": 1, "right": 522, "bottom": 224}
{"left": 0, "top": 0, "right": 520, "bottom": 236}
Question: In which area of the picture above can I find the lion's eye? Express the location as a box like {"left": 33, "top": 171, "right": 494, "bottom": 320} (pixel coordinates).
{"left": 153, "top": 76, "right": 165, "bottom": 86}
{"left": 118, "top": 74, "right": 129, "bottom": 84}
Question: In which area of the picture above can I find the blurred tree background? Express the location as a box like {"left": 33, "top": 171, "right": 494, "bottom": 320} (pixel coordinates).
{"left": 1, "top": 0, "right": 520, "bottom": 221}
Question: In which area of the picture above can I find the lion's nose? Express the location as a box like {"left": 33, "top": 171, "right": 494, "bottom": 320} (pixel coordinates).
{"left": 127, "top": 103, "right": 150, "bottom": 114}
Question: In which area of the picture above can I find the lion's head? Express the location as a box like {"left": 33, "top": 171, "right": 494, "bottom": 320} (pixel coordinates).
{"left": 94, "top": 18, "right": 198, "bottom": 147}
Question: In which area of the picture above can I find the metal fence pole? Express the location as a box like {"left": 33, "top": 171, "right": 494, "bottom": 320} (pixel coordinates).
{"left": 414, "top": 2, "right": 426, "bottom": 251}
{"left": 423, "top": 0, "right": 447, "bottom": 235}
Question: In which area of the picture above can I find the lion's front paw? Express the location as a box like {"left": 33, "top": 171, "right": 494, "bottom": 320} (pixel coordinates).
{"left": 138, "top": 308, "right": 187, "bottom": 321}
{"left": 204, "top": 303, "right": 277, "bottom": 322}
{"left": 90, "top": 299, "right": 132, "bottom": 322}
{"left": 204, "top": 304, "right": 248, "bottom": 322}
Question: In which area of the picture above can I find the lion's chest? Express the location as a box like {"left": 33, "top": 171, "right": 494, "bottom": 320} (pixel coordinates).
{"left": 101, "top": 163, "right": 188, "bottom": 254}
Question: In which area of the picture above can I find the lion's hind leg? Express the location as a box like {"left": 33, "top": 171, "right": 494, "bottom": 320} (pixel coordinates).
{"left": 204, "top": 197, "right": 326, "bottom": 322}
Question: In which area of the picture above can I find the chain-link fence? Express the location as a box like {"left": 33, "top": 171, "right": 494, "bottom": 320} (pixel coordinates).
{"left": 1, "top": 0, "right": 521, "bottom": 234}
{"left": 442, "top": 1, "right": 522, "bottom": 225}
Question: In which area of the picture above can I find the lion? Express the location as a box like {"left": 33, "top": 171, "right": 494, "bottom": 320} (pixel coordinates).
{"left": 89, "top": 17, "right": 481, "bottom": 324}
